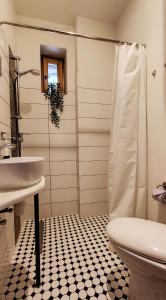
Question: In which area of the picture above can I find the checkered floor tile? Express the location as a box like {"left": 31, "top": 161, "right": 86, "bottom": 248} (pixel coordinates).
{"left": 0, "top": 214, "right": 129, "bottom": 299}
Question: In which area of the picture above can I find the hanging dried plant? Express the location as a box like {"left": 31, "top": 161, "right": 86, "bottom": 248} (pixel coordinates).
{"left": 44, "top": 83, "right": 64, "bottom": 128}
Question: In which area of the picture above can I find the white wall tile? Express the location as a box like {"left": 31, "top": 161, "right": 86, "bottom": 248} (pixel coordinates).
{"left": 39, "top": 204, "right": 52, "bottom": 218}
{"left": 20, "top": 119, "right": 48, "bottom": 133}
{"left": 43, "top": 162, "right": 50, "bottom": 176}
{"left": 0, "top": 122, "right": 10, "bottom": 135}
{"left": 51, "top": 201, "right": 77, "bottom": 217}
{"left": 78, "top": 118, "right": 111, "bottom": 133}
{"left": 51, "top": 175, "right": 77, "bottom": 189}
{"left": 22, "top": 147, "right": 49, "bottom": 161}
{"left": 49, "top": 134, "right": 76, "bottom": 148}
{"left": 50, "top": 147, "right": 76, "bottom": 161}
{"left": 0, "top": 76, "right": 10, "bottom": 104}
{"left": 77, "top": 38, "right": 114, "bottom": 90}
{"left": 79, "top": 147, "right": 109, "bottom": 161}
{"left": 22, "top": 134, "right": 49, "bottom": 147}
{"left": 45, "top": 176, "right": 51, "bottom": 189}
{"left": 78, "top": 88, "right": 112, "bottom": 105}
{"left": 0, "top": 46, "right": 9, "bottom": 80}
{"left": 80, "top": 188, "right": 107, "bottom": 204}
{"left": 63, "top": 92, "right": 76, "bottom": 105}
{"left": 0, "top": 97, "right": 10, "bottom": 126}
{"left": 79, "top": 161, "right": 108, "bottom": 176}
{"left": 21, "top": 204, "right": 52, "bottom": 221}
{"left": 51, "top": 188, "right": 77, "bottom": 203}
{"left": 60, "top": 105, "right": 75, "bottom": 120}
{"left": 20, "top": 88, "right": 46, "bottom": 104}
{"left": 49, "top": 119, "right": 76, "bottom": 134}
{"left": 23, "top": 190, "right": 50, "bottom": 205}
{"left": 80, "top": 202, "right": 108, "bottom": 217}
{"left": 50, "top": 161, "right": 76, "bottom": 175}
{"left": 79, "top": 133, "right": 110, "bottom": 147}
{"left": 80, "top": 175, "right": 108, "bottom": 190}
{"left": 21, "top": 103, "right": 48, "bottom": 119}
{"left": 0, "top": 29, "right": 9, "bottom": 58}
{"left": 0, "top": 212, "right": 14, "bottom": 263}
{"left": 78, "top": 103, "right": 112, "bottom": 119}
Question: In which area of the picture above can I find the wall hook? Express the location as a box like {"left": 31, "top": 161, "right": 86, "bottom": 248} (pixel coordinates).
{"left": 152, "top": 70, "right": 157, "bottom": 78}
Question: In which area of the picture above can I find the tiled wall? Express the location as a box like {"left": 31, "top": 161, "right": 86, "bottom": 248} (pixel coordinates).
{"left": 0, "top": 34, "right": 15, "bottom": 289}
{"left": 76, "top": 18, "right": 116, "bottom": 217}
{"left": 15, "top": 16, "right": 78, "bottom": 220}
{"left": 15, "top": 15, "right": 116, "bottom": 219}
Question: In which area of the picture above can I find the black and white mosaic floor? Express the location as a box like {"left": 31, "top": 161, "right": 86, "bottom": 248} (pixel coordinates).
{"left": 0, "top": 214, "right": 129, "bottom": 300}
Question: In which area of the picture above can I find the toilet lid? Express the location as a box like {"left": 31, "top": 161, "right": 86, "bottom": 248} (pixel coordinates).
{"left": 107, "top": 218, "right": 166, "bottom": 264}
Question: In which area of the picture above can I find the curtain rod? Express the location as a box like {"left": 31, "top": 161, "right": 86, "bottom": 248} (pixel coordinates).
{"left": 0, "top": 21, "right": 146, "bottom": 48}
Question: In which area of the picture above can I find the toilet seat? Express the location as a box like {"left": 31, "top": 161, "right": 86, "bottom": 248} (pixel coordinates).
{"left": 107, "top": 217, "right": 166, "bottom": 264}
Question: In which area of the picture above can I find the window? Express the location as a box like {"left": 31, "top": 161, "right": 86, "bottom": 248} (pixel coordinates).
{"left": 41, "top": 57, "right": 64, "bottom": 92}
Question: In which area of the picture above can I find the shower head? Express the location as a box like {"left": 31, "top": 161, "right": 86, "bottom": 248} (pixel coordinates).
{"left": 19, "top": 69, "right": 40, "bottom": 77}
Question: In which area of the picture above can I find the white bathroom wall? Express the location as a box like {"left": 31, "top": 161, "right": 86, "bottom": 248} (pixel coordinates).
{"left": 0, "top": 0, "right": 16, "bottom": 291}
{"left": 15, "top": 15, "right": 78, "bottom": 220}
{"left": 76, "top": 17, "right": 116, "bottom": 217}
{"left": 117, "top": 0, "right": 166, "bottom": 223}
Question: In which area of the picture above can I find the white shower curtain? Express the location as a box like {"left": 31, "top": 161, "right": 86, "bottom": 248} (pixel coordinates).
{"left": 108, "top": 43, "right": 147, "bottom": 220}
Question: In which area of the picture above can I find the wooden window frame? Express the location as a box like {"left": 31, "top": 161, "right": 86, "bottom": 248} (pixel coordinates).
{"left": 41, "top": 56, "right": 64, "bottom": 92}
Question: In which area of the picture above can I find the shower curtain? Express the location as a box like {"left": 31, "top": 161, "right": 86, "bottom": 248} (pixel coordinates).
{"left": 108, "top": 43, "right": 147, "bottom": 220}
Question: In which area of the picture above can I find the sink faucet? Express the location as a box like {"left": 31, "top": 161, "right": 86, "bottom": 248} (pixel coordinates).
{"left": 0, "top": 143, "right": 16, "bottom": 159}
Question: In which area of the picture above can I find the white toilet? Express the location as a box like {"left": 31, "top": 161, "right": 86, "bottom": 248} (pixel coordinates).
{"left": 106, "top": 217, "right": 166, "bottom": 300}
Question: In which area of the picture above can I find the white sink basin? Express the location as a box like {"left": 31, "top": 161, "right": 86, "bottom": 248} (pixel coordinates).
{"left": 0, "top": 157, "right": 45, "bottom": 191}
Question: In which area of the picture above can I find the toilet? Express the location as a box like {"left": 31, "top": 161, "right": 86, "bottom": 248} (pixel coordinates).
{"left": 106, "top": 218, "right": 166, "bottom": 300}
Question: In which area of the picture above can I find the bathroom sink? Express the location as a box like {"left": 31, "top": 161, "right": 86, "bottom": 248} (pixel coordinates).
{"left": 0, "top": 157, "right": 45, "bottom": 191}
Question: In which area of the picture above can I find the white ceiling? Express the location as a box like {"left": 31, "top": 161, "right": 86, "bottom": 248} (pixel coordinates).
{"left": 14, "top": 0, "right": 129, "bottom": 26}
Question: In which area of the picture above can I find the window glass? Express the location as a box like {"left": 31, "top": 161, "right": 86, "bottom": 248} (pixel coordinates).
{"left": 48, "top": 63, "right": 58, "bottom": 85}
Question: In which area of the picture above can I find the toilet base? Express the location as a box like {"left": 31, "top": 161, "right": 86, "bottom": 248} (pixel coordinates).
{"left": 128, "top": 270, "right": 166, "bottom": 300}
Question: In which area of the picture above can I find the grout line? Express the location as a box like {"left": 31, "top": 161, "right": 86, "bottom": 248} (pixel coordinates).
{"left": 23, "top": 146, "right": 77, "bottom": 148}
{"left": 78, "top": 101, "right": 112, "bottom": 105}
{"left": 79, "top": 174, "right": 107, "bottom": 177}
{"left": 80, "top": 187, "right": 107, "bottom": 192}
{"left": 21, "top": 102, "right": 76, "bottom": 107}
{"left": 50, "top": 173, "right": 77, "bottom": 176}
{"left": 78, "top": 131, "right": 110, "bottom": 134}
{"left": 2, "top": 72, "right": 9, "bottom": 85}
{"left": 26, "top": 200, "right": 78, "bottom": 207}
{"left": 47, "top": 100, "right": 52, "bottom": 212}
{"left": 51, "top": 200, "right": 77, "bottom": 204}
{"left": 0, "top": 120, "right": 10, "bottom": 128}
{"left": 79, "top": 145, "right": 109, "bottom": 148}
{"left": 50, "top": 160, "right": 76, "bottom": 162}
{"left": 79, "top": 159, "right": 108, "bottom": 162}
{"left": 20, "top": 86, "right": 75, "bottom": 93}
{"left": 78, "top": 117, "right": 112, "bottom": 120}
{"left": 49, "top": 159, "right": 108, "bottom": 162}
{"left": 80, "top": 200, "right": 107, "bottom": 205}
{"left": 21, "top": 117, "right": 76, "bottom": 120}
{"left": 50, "top": 187, "right": 77, "bottom": 191}
{"left": 78, "top": 86, "right": 112, "bottom": 92}
{"left": 51, "top": 187, "right": 78, "bottom": 190}
{"left": 0, "top": 44, "right": 9, "bottom": 65}
{"left": 80, "top": 187, "right": 107, "bottom": 191}
{"left": 0, "top": 93, "right": 10, "bottom": 107}
{"left": 22, "top": 132, "right": 76, "bottom": 135}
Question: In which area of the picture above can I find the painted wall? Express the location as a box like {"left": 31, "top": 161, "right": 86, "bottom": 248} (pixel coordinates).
{"left": 15, "top": 15, "right": 78, "bottom": 220}
{"left": 117, "top": 0, "right": 166, "bottom": 223}
{"left": 76, "top": 17, "right": 116, "bottom": 217}
{"left": 0, "top": 0, "right": 16, "bottom": 291}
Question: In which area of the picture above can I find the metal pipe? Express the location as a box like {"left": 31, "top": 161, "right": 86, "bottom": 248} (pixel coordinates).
{"left": 0, "top": 21, "right": 146, "bottom": 48}
{"left": 34, "top": 193, "right": 41, "bottom": 287}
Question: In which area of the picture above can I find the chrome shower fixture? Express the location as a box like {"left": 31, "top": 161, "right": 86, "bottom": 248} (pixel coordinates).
{"left": 19, "top": 69, "right": 40, "bottom": 77}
